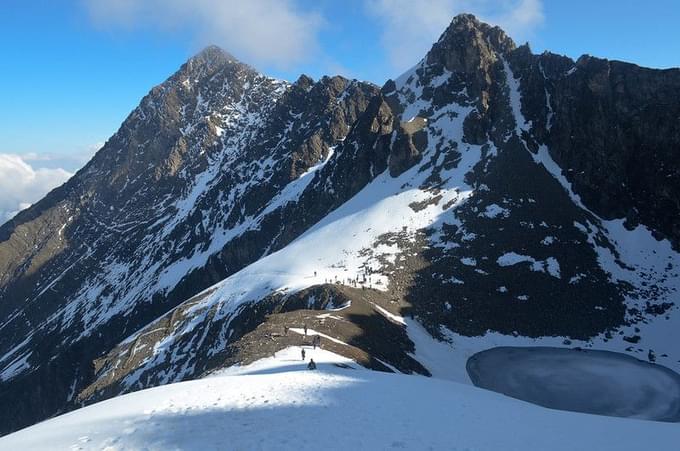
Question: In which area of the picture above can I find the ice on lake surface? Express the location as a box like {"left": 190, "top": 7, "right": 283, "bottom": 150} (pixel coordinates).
{"left": 466, "top": 346, "right": 680, "bottom": 422}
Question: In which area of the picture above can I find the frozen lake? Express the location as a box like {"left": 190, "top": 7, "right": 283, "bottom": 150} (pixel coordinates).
{"left": 466, "top": 346, "right": 680, "bottom": 422}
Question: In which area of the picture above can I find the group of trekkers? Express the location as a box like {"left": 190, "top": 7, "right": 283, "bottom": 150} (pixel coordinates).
{"left": 302, "top": 348, "right": 316, "bottom": 370}
{"left": 282, "top": 322, "right": 320, "bottom": 370}
{"left": 301, "top": 330, "right": 319, "bottom": 371}
{"left": 301, "top": 348, "right": 316, "bottom": 370}
{"left": 320, "top": 268, "right": 374, "bottom": 290}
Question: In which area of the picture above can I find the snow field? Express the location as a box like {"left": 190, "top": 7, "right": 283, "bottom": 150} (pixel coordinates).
{"left": 3, "top": 347, "right": 680, "bottom": 451}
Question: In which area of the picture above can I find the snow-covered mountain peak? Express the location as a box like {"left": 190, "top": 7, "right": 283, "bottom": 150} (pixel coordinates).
{"left": 1, "top": 14, "right": 679, "bottom": 438}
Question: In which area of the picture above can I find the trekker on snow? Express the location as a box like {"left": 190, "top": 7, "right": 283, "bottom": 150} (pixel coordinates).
{"left": 307, "top": 359, "right": 317, "bottom": 370}
{"left": 301, "top": 348, "right": 306, "bottom": 360}
{"left": 303, "top": 324, "right": 308, "bottom": 336}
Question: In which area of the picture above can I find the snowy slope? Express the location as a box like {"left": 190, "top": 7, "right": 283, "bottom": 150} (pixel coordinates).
{"left": 2, "top": 348, "right": 679, "bottom": 451}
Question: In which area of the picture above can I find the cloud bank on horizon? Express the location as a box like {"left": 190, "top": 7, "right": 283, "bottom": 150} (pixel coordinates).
{"left": 0, "top": 143, "right": 103, "bottom": 222}
{"left": 0, "top": 152, "right": 92, "bottom": 223}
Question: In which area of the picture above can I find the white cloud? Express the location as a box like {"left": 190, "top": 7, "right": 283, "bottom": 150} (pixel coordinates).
{"left": 0, "top": 154, "right": 73, "bottom": 222}
{"left": 367, "top": 0, "right": 544, "bottom": 75}
{"left": 16, "top": 142, "right": 102, "bottom": 173}
{"left": 83, "top": 0, "right": 324, "bottom": 69}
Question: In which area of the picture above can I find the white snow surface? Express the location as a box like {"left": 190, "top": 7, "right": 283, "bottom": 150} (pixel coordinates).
{"left": 3, "top": 347, "right": 679, "bottom": 451}
{"left": 496, "top": 252, "right": 561, "bottom": 278}
{"left": 0, "top": 351, "right": 32, "bottom": 382}
{"left": 480, "top": 203, "right": 509, "bottom": 218}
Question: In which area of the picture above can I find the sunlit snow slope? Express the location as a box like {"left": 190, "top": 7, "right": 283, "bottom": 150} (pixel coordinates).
{"left": 2, "top": 348, "right": 679, "bottom": 451}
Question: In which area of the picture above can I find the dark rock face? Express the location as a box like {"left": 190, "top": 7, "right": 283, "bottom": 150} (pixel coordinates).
{"left": 417, "top": 13, "right": 518, "bottom": 147}
{"left": 389, "top": 118, "right": 428, "bottom": 177}
{"left": 508, "top": 48, "right": 680, "bottom": 248}
{"left": 427, "top": 14, "right": 515, "bottom": 112}
{"left": 408, "top": 136, "right": 625, "bottom": 339}
{"left": 386, "top": 15, "right": 678, "bottom": 342}
{"left": 1, "top": 14, "right": 679, "bottom": 436}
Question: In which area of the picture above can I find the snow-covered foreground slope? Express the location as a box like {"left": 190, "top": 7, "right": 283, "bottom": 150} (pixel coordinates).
{"left": 3, "top": 348, "right": 679, "bottom": 451}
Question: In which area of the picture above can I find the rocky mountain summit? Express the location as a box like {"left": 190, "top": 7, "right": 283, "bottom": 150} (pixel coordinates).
{"left": 0, "top": 46, "right": 378, "bottom": 433}
{"left": 1, "top": 14, "right": 679, "bottom": 435}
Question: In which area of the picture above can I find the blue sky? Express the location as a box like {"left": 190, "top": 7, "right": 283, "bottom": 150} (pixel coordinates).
{"left": 1, "top": 0, "right": 680, "bottom": 163}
